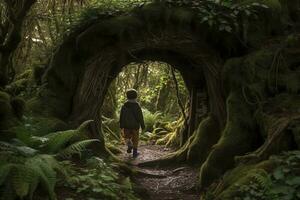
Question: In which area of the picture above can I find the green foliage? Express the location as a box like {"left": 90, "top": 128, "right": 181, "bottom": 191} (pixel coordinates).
{"left": 267, "top": 151, "right": 300, "bottom": 200}
{"left": 159, "top": 0, "right": 269, "bottom": 33}
{"left": 142, "top": 109, "right": 162, "bottom": 132}
{"left": 227, "top": 151, "right": 300, "bottom": 200}
{"left": 205, "top": 151, "right": 300, "bottom": 200}
{"left": 13, "top": 115, "right": 67, "bottom": 137}
{"left": 112, "top": 61, "right": 188, "bottom": 115}
{"left": 78, "top": 0, "right": 146, "bottom": 20}
{"left": 0, "top": 120, "right": 101, "bottom": 199}
{"left": 230, "top": 169, "right": 271, "bottom": 200}
{"left": 0, "top": 142, "right": 64, "bottom": 200}
{"left": 62, "top": 157, "right": 139, "bottom": 200}
{"left": 58, "top": 139, "right": 99, "bottom": 159}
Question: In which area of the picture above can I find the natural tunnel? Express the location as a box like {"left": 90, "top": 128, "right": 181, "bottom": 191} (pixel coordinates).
{"left": 39, "top": 3, "right": 230, "bottom": 145}
{"left": 31, "top": 0, "right": 300, "bottom": 192}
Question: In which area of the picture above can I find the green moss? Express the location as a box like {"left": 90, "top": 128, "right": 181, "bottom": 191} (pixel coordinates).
{"left": 5, "top": 78, "right": 28, "bottom": 95}
{"left": 0, "top": 91, "right": 10, "bottom": 102}
{"left": 199, "top": 90, "right": 257, "bottom": 188}
{"left": 217, "top": 168, "right": 269, "bottom": 200}
{"left": 17, "top": 69, "right": 33, "bottom": 79}
{"left": 186, "top": 115, "right": 221, "bottom": 165}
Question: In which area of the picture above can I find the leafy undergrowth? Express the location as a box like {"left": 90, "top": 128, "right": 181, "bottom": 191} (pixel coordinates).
{"left": 203, "top": 151, "right": 300, "bottom": 200}
{"left": 0, "top": 117, "right": 139, "bottom": 200}
{"left": 57, "top": 158, "right": 138, "bottom": 200}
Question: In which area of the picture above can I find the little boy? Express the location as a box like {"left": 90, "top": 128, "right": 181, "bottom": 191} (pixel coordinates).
{"left": 119, "top": 89, "right": 145, "bottom": 158}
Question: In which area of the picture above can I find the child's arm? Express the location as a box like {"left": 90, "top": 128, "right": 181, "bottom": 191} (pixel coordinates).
{"left": 137, "top": 106, "right": 145, "bottom": 130}
{"left": 119, "top": 106, "right": 125, "bottom": 128}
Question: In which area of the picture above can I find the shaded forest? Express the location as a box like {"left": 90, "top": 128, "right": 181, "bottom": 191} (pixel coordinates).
{"left": 0, "top": 0, "right": 300, "bottom": 199}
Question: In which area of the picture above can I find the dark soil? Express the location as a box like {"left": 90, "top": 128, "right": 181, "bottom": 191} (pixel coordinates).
{"left": 119, "top": 144, "right": 200, "bottom": 200}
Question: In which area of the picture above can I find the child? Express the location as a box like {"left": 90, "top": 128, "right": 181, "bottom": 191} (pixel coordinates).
{"left": 119, "top": 89, "right": 145, "bottom": 158}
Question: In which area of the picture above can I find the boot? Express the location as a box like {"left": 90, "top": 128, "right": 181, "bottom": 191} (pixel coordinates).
{"left": 133, "top": 148, "right": 139, "bottom": 158}
{"left": 126, "top": 140, "right": 133, "bottom": 153}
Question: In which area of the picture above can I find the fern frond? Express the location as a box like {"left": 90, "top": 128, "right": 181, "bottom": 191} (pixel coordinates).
{"left": 57, "top": 139, "right": 99, "bottom": 159}
{"left": 11, "top": 165, "right": 32, "bottom": 198}
{"left": 0, "top": 141, "right": 38, "bottom": 157}
{"left": 0, "top": 180, "right": 16, "bottom": 200}
{"left": 25, "top": 155, "right": 57, "bottom": 200}
{"left": 44, "top": 130, "right": 79, "bottom": 153}
{"left": 0, "top": 164, "right": 12, "bottom": 186}
{"left": 249, "top": 169, "right": 271, "bottom": 190}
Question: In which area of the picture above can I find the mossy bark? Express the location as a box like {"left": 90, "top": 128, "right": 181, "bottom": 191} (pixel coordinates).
{"left": 199, "top": 89, "right": 258, "bottom": 188}
{"left": 186, "top": 115, "right": 221, "bottom": 165}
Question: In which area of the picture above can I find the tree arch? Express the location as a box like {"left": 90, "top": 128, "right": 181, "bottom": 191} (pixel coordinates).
{"left": 41, "top": 4, "right": 229, "bottom": 140}
{"left": 34, "top": 0, "right": 296, "bottom": 190}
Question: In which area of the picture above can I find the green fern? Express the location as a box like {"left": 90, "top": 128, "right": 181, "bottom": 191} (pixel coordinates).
{"left": 248, "top": 169, "right": 271, "bottom": 191}
{"left": 44, "top": 120, "right": 92, "bottom": 153}
{"left": 44, "top": 130, "right": 78, "bottom": 153}
{"left": 0, "top": 120, "right": 98, "bottom": 199}
{"left": 57, "top": 139, "right": 99, "bottom": 159}
{"left": 0, "top": 143, "right": 65, "bottom": 200}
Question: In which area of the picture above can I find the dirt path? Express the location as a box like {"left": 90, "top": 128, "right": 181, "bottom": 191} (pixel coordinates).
{"left": 119, "top": 144, "right": 200, "bottom": 200}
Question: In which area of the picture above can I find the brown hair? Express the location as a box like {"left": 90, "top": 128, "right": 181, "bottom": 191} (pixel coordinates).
{"left": 126, "top": 89, "right": 138, "bottom": 99}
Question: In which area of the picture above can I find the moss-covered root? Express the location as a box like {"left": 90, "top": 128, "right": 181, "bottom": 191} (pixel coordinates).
{"left": 199, "top": 90, "right": 258, "bottom": 189}
{"left": 138, "top": 134, "right": 195, "bottom": 167}
{"left": 186, "top": 115, "right": 221, "bottom": 165}
{"left": 139, "top": 115, "right": 221, "bottom": 167}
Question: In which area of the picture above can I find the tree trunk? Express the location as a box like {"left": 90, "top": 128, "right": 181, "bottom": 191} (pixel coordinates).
{"left": 0, "top": 0, "right": 36, "bottom": 87}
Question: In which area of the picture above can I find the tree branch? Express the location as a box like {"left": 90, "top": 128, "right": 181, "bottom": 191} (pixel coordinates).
{"left": 170, "top": 67, "right": 188, "bottom": 126}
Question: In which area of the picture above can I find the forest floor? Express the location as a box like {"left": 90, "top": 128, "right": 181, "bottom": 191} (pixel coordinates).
{"left": 119, "top": 144, "right": 200, "bottom": 200}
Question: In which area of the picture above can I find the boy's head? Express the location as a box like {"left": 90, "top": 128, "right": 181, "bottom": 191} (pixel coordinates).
{"left": 126, "top": 89, "right": 138, "bottom": 100}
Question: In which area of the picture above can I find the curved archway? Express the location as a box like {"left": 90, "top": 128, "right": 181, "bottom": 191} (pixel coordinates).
{"left": 41, "top": 4, "right": 229, "bottom": 136}
{"left": 32, "top": 0, "right": 297, "bottom": 191}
